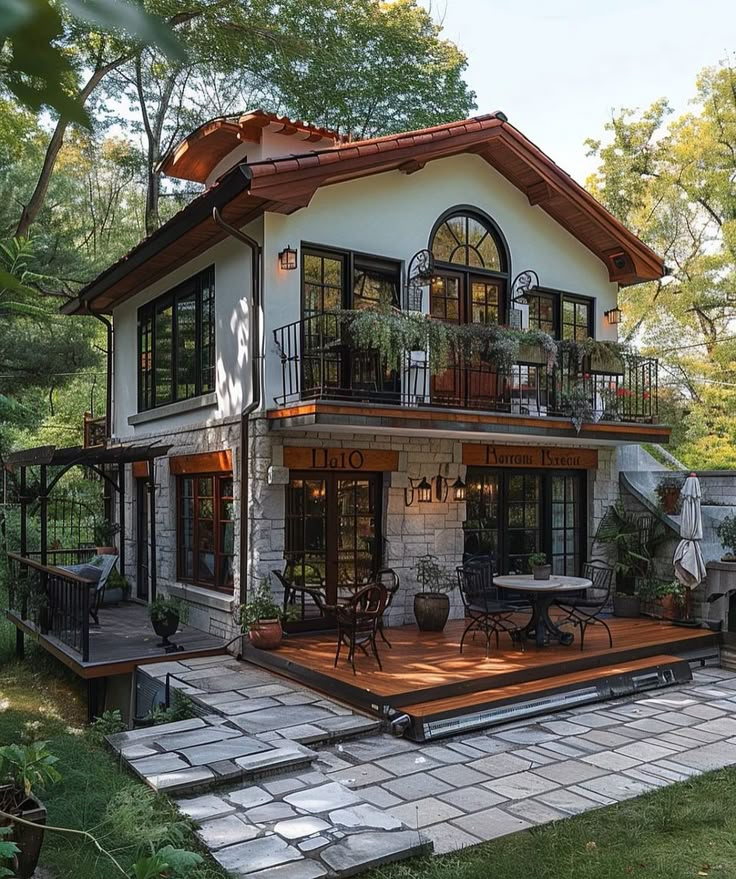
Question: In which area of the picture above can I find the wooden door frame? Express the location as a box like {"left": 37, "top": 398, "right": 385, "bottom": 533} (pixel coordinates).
{"left": 135, "top": 476, "right": 150, "bottom": 603}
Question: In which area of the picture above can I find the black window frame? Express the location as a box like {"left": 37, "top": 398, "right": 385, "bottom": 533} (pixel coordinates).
{"left": 137, "top": 265, "right": 215, "bottom": 412}
{"left": 522, "top": 288, "right": 595, "bottom": 341}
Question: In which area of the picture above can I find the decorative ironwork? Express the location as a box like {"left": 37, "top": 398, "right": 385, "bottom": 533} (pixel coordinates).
{"left": 510, "top": 269, "right": 540, "bottom": 307}
{"left": 405, "top": 249, "right": 434, "bottom": 311}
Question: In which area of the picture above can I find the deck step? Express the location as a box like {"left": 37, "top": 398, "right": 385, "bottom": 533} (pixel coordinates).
{"left": 398, "top": 654, "right": 692, "bottom": 742}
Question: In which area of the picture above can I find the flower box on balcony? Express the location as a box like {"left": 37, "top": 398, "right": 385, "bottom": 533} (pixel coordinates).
{"left": 590, "top": 347, "right": 625, "bottom": 375}
{"left": 517, "top": 343, "right": 549, "bottom": 366}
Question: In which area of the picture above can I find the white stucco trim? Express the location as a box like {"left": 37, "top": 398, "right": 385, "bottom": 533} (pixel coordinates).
{"left": 128, "top": 392, "right": 217, "bottom": 426}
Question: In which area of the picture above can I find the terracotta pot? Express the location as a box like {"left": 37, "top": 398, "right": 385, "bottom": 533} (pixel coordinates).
{"left": 249, "top": 619, "right": 283, "bottom": 650}
{"left": 613, "top": 594, "right": 641, "bottom": 618}
{"left": 0, "top": 787, "right": 47, "bottom": 879}
{"left": 414, "top": 593, "right": 450, "bottom": 632}
{"left": 532, "top": 565, "right": 552, "bottom": 581}
{"left": 96, "top": 546, "right": 116, "bottom": 555}
{"left": 658, "top": 487, "right": 680, "bottom": 515}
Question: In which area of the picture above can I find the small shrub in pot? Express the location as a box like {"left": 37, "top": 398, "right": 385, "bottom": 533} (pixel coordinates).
{"left": 412, "top": 554, "right": 456, "bottom": 632}
{"left": 149, "top": 595, "right": 188, "bottom": 649}
{"left": 239, "top": 578, "right": 286, "bottom": 650}
{"left": 93, "top": 518, "right": 120, "bottom": 554}
{"left": 528, "top": 552, "right": 551, "bottom": 581}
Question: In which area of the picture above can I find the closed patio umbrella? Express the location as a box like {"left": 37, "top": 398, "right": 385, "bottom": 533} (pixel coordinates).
{"left": 673, "top": 473, "right": 707, "bottom": 589}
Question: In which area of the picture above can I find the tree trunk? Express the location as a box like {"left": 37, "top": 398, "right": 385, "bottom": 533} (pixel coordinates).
{"left": 15, "top": 58, "right": 126, "bottom": 238}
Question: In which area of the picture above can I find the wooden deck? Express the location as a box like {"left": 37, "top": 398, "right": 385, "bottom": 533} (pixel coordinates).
{"left": 8, "top": 602, "right": 227, "bottom": 679}
{"left": 244, "top": 617, "right": 719, "bottom": 731}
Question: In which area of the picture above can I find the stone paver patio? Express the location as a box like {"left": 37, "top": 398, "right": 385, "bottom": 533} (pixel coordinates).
{"left": 109, "top": 658, "right": 736, "bottom": 877}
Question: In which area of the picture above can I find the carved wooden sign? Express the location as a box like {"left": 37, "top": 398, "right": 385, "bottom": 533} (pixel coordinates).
{"left": 463, "top": 444, "right": 598, "bottom": 470}
{"left": 284, "top": 447, "right": 399, "bottom": 472}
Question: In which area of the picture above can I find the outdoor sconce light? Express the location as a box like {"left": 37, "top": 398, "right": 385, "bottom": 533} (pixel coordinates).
{"left": 604, "top": 307, "right": 622, "bottom": 325}
{"left": 278, "top": 245, "right": 298, "bottom": 271}
{"left": 405, "top": 476, "right": 433, "bottom": 506}
{"left": 452, "top": 476, "right": 466, "bottom": 502}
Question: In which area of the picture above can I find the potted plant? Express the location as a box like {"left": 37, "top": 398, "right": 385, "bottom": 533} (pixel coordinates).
{"left": 655, "top": 476, "right": 682, "bottom": 515}
{"left": 0, "top": 741, "right": 61, "bottom": 879}
{"left": 716, "top": 515, "right": 736, "bottom": 562}
{"left": 239, "top": 578, "right": 285, "bottom": 650}
{"left": 528, "top": 552, "right": 551, "bottom": 581}
{"left": 149, "top": 595, "right": 188, "bottom": 649}
{"left": 412, "top": 554, "right": 455, "bottom": 632}
{"left": 93, "top": 519, "right": 120, "bottom": 555}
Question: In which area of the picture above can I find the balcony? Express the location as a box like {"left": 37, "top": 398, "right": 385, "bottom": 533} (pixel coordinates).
{"left": 270, "top": 313, "right": 669, "bottom": 443}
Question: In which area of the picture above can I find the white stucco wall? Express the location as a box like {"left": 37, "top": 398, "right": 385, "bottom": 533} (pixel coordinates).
{"left": 111, "top": 217, "right": 262, "bottom": 440}
{"left": 262, "top": 153, "right": 620, "bottom": 408}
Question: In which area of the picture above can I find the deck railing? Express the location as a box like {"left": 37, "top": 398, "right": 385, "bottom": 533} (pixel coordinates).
{"left": 6, "top": 552, "right": 94, "bottom": 662}
{"left": 273, "top": 313, "right": 659, "bottom": 423}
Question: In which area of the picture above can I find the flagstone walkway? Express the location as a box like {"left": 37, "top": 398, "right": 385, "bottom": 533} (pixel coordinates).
{"left": 108, "top": 658, "right": 736, "bottom": 878}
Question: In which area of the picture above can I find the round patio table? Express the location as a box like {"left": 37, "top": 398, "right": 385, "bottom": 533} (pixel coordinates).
{"left": 493, "top": 574, "right": 592, "bottom": 648}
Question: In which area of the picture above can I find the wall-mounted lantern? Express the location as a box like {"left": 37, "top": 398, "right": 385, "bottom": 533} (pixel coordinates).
{"left": 604, "top": 306, "right": 622, "bottom": 325}
{"left": 405, "top": 476, "right": 433, "bottom": 506}
{"left": 278, "top": 245, "right": 298, "bottom": 271}
{"left": 452, "top": 476, "right": 466, "bottom": 502}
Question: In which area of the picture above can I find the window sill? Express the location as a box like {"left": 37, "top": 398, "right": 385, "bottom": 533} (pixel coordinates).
{"left": 129, "top": 392, "right": 217, "bottom": 426}
{"left": 168, "top": 581, "right": 235, "bottom": 613}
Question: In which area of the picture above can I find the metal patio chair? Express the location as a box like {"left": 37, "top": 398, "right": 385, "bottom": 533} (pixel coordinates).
{"left": 334, "top": 582, "right": 388, "bottom": 675}
{"left": 456, "top": 563, "right": 530, "bottom": 657}
{"left": 273, "top": 563, "right": 329, "bottom": 620}
{"left": 554, "top": 562, "right": 614, "bottom": 651}
{"left": 375, "top": 567, "right": 400, "bottom": 647}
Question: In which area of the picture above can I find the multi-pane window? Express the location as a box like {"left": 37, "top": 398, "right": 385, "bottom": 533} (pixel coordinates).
{"left": 526, "top": 293, "right": 557, "bottom": 335}
{"left": 138, "top": 266, "right": 215, "bottom": 411}
{"left": 551, "top": 475, "right": 581, "bottom": 576}
{"left": 178, "top": 473, "right": 234, "bottom": 592}
{"left": 431, "top": 213, "right": 503, "bottom": 270}
{"left": 562, "top": 297, "right": 592, "bottom": 341}
{"left": 303, "top": 252, "right": 344, "bottom": 317}
{"left": 353, "top": 257, "right": 400, "bottom": 310}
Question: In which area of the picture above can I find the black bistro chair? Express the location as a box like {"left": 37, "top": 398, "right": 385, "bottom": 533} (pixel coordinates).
{"left": 375, "top": 567, "right": 400, "bottom": 647}
{"left": 456, "top": 563, "right": 530, "bottom": 657}
{"left": 554, "top": 562, "right": 614, "bottom": 651}
{"left": 334, "top": 582, "right": 388, "bottom": 674}
{"left": 273, "top": 564, "right": 329, "bottom": 621}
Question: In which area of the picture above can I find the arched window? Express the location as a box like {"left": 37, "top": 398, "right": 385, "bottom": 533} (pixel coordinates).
{"left": 430, "top": 210, "right": 507, "bottom": 272}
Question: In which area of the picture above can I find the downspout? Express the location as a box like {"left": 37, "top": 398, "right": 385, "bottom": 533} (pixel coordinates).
{"left": 212, "top": 207, "right": 262, "bottom": 605}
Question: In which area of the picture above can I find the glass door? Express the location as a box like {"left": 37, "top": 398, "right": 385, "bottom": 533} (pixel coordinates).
{"left": 285, "top": 472, "right": 382, "bottom": 627}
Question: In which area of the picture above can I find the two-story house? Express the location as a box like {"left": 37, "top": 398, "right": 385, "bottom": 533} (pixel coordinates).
{"left": 62, "top": 109, "right": 669, "bottom": 643}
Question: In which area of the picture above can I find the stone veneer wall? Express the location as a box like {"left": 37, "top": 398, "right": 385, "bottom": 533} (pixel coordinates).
{"left": 252, "top": 418, "right": 622, "bottom": 627}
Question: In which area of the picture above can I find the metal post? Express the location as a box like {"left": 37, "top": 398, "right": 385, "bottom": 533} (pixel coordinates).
{"left": 39, "top": 465, "right": 47, "bottom": 566}
{"left": 148, "top": 460, "right": 157, "bottom": 601}
{"left": 118, "top": 462, "right": 126, "bottom": 577}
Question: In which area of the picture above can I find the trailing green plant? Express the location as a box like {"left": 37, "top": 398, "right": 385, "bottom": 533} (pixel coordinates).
{"left": 412, "top": 554, "right": 456, "bottom": 594}
{"left": 560, "top": 377, "right": 596, "bottom": 433}
{"left": 149, "top": 595, "right": 189, "bottom": 626}
{"left": 0, "top": 741, "right": 61, "bottom": 807}
{"left": 239, "top": 578, "right": 284, "bottom": 629}
{"left": 88, "top": 709, "right": 125, "bottom": 744}
{"left": 0, "top": 828, "right": 19, "bottom": 879}
{"left": 93, "top": 519, "right": 120, "bottom": 547}
{"left": 717, "top": 515, "right": 736, "bottom": 560}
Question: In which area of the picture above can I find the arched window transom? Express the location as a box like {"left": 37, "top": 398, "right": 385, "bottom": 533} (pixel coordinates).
{"left": 431, "top": 212, "right": 503, "bottom": 271}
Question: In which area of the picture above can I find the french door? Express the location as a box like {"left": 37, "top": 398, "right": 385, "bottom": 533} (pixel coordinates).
{"left": 463, "top": 469, "right": 585, "bottom": 576}
{"left": 430, "top": 271, "right": 504, "bottom": 408}
{"left": 285, "top": 472, "right": 382, "bottom": 625}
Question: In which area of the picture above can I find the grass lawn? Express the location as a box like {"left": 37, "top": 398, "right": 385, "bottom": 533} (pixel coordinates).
{"left": 0, "top": 582, "right": 228, "bottom": 879}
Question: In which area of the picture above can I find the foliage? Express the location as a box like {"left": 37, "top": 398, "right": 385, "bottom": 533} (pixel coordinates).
{"left": 131, "top": 846, "right": 203, "bottom": 879}
{"left": 655, "top": 476, "right": 683, "bottom": 512}
{"left": 638, "top": 578, "right": 687, "bottom": 603}
{"left": 595, "top": 504, "right": 666, "bottom": 594}
{"left": 586, "top": 57, "right": 736, "bottom": 468}
{"left": 412, "top": 554, "right": 455, "bottom": 594}
{"left": 88, "top": 709, "right": 126, "bottom": 744}
{"left": 716, "top": 515, "right": 736, "bottom": 557}
{"left": 239, "top": 578, "right": 283, "bottom": 628}
{"left": 527, "top": 553, "right": 548, "bottom": 569}
{"left": 105, "top": 787, "right": 190, "bottom": 851}
{"left": 93, "top": 518, "right": 120, "bottom": 547}
{"left": 0, "top": 828, "right": 19, "bottom": 879}
{"left": 149, "top": 595, "right": 189, "bottom": 626}
{"left": 0, "top": 740, "right": 61, "bottom": 801}
{"left": 560, "top": 377, "right": 597, "bottom": 433}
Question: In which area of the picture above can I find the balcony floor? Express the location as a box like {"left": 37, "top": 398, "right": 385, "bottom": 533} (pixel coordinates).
{"left": 8, "top": 602, "right": 226, "bottom": 678}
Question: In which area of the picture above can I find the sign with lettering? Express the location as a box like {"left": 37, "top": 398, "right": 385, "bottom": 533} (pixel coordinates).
{"left": 284, "top": 447, "right": 399, "bottom": 472}
{"left": 462, "top": 444, "right": 598, "bottom": 470}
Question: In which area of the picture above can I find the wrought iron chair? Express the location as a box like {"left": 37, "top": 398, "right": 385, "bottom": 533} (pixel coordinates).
{"left": 334, "top": 582, "right": 388, "bottom": 674}
{"left": 554, "top": 563, "right": 614, "bottom": 651}
{"left": 273, "top": 563, "right": 328, "bottom": 620}
{"left": 375, "top": 567, "right": 400, "bottom": 647}
{"left": 456, "top": 564, "right": 530, "bottom": 657}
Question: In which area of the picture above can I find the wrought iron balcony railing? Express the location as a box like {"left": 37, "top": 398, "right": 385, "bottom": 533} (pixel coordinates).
{"left": 273, "top": 313, "right": 659, "bottom": 424}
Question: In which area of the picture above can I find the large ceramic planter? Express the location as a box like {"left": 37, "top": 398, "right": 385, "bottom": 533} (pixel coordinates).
{"left": 249, "top": 619, "right": 283, "bottom": 650}
{"left": 414, "top": 593, "right": 450, "bottom": 632}
{"left": 0, "top": 786, "right": 47, "bottom": 879}
{"left": 613, "top": 594, "right": 641, "bottom": 618}
{"left": 152, "top": 611, "right": 180, "bottom": 647}
{"left": 532, "top": 565, "right": 552, "bottom": 581}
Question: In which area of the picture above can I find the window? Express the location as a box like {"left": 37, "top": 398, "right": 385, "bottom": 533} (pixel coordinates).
{"left": 526, "top": 292, "right": 557, "bottom": 335}
{"left": 178, "top": 473, "right": 234, "bottom": 592}
{"left": 303, "top": 252, "right": 344, "bottom": 317}
{"left": 431, "top": 211, "right": 505, "bottom": 271}
{"left": 562, "top": 296, "right": 592, "bottom": 341}
{"left": 353, "top": 256, "right": 400, "bottom": 310}
{"left": 137, "top": 266, "right": 215, "bottom": 411}
{"left": 301, "top": 248, "right": 401, "bottom": 316}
